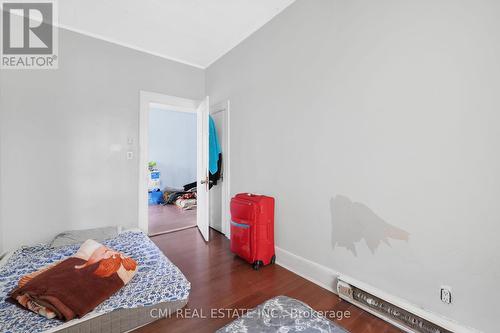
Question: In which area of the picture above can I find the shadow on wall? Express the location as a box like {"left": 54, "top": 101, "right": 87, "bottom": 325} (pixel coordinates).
{"left": 330, "top": 195, "right": 409, "bottom": 256}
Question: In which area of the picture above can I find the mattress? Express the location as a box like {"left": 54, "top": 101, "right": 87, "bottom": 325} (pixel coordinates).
{"left": 0, "top": 231, "right": 190, "bottom": 333}
{"left": 51, "top": 299, "right": 188, "bottom": 333}
{"left": 216, "top": 296, "right": 349, "bottom": 333}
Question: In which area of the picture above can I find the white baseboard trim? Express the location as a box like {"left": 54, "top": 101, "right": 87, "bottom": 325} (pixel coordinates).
{"left": 275, "top": 246, "right": 340, "bottom": 294}
{"left": 274, "top": 246, "right": 480, "bottom": 333}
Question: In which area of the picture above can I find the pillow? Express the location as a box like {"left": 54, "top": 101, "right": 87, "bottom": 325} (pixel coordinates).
{"left": 50, "top": 226, "right": 120, "bottom": 248}
{"left": 0, "top": 251, "right": 13, "bottom": 268}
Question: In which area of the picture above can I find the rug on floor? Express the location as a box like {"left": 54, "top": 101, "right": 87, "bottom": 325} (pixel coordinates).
{"left": 215, "top": 295, "right": 349, "bottom": 333}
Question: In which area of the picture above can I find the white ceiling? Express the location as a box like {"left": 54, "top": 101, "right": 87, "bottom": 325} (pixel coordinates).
{"left": 58, "top": 0, "right": 296, "bottom": 68}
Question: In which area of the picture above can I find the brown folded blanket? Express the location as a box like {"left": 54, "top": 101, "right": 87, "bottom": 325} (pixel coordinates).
{"left": 10, "top": 239, "right": 138, "bottom": 321}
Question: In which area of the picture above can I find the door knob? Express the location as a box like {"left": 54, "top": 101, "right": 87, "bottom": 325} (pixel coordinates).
{"left": 200, "top": 176, "right": 213, "bottom": 190}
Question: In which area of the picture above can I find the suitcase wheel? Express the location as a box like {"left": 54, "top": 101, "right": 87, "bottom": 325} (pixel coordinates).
{"left": 252, "top": 260, "right": 264, "bottom": 270}
{"left": 270, "top": 255, "right": 276, "bottom": 264}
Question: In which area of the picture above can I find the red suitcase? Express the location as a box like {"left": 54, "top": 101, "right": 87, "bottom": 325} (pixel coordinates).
{"left": 230, "top": 193, "right": 275, "bottom": 270}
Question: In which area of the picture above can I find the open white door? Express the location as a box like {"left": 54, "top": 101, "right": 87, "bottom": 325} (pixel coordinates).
{"left": 196, "top": 96, "right": 210, "bottom": 241}
{"left": 209, "top": 100, "right": 231, "bottom": 238}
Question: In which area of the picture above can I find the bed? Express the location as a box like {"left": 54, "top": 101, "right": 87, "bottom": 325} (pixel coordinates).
{"left": 0, "top": 230, "right": 190, "bottom": 333}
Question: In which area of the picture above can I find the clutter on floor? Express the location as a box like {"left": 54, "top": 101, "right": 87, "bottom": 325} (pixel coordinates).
{"left": 147, "top": 160, "right": 198, "bottom": 210}
{"left": 147, "top": 115, "right": 224, "bottom": 210}
{"left": 163, "top": 186, "right": 197, "bottom": 210}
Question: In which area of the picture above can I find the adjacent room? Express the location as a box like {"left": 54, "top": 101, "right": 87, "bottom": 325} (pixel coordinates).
{"left": 0, "top": 1, "right": 497, "bottom": 333}
{"left": 147, "top": 105, "right": 198, "bottom": 235}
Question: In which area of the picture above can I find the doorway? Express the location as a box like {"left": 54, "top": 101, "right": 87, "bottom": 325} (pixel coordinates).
{"left": 138, "top": 91, "right": 211, "bottom": 241}
{"left": 147, "top": 105, "right": 197, "bottom": 235}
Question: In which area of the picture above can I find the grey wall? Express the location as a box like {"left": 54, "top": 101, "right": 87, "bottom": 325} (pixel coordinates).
{"left": 0, "top": 28, "right": 204, "bottom": 252}
{"left": 148, "top": 108, "right": 197, "bottom": 189}
{"left": 206, "top": 0, "right": 500, "bottom": 332}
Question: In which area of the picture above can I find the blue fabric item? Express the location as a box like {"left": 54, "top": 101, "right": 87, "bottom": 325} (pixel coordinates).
{"left": 148, "top": 190, "right": 164, "bottom": 205}
{"left": 209, "top": 115, "right": 221, "bottom": 174}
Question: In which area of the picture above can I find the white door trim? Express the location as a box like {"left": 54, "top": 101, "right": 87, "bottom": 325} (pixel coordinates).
{"left": 196, "top": 96, "right": 210, "bottom": 242}
{"left": 210, "top": 100, "right": 231, "bottom": 238}
{"left": 138, "top": 90, "right": 200, "bottom": 233}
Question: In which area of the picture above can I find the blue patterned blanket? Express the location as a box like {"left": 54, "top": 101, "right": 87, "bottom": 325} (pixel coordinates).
{"left": 0, "top": 231, "right": 191, "bottom": 333}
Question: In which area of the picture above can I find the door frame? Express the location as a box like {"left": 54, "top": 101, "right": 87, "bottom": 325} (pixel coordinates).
{"left": 210, "top": 100, "right": 231, "bottom": 238}
{"left": 138, "top": 90, "right": 200, "bottom": 233}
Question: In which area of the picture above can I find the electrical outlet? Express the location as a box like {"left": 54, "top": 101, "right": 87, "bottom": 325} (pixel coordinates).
{"left": 126, "top": 151, "right": 134, "bottom": 160}
{"left": 440, "top": 286, "right": 452, "bottom": 304}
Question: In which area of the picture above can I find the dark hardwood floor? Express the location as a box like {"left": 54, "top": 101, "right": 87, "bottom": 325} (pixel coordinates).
{"left": 148, "top": 204, "right": 196, "bottom": 236}
{"left": 136, "top": 228, "right": 402, "bottom": 333}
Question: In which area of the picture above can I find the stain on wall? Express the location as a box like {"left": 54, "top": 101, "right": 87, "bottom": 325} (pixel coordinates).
{"left": 330, "top": 195, "right": 409, "bottom": 256}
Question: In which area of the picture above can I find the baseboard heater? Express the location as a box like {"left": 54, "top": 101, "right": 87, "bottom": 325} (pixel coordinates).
{"left": 337, "top": 277, "right": 452, "bottom": 333}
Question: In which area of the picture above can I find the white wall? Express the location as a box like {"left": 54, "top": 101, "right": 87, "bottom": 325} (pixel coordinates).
{"left": 149, "top": 108, "right": 197, "bottom": 189}
{"left": 0, "top": 27, "right": 204, "bottom": 252}
{"left": 206, "top": 0, "right": 500, "bottom": 332}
